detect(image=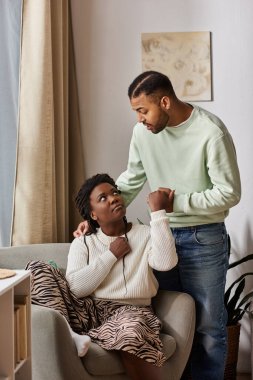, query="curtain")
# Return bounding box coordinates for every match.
[0,0,22,246]
[11,0,84,245]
